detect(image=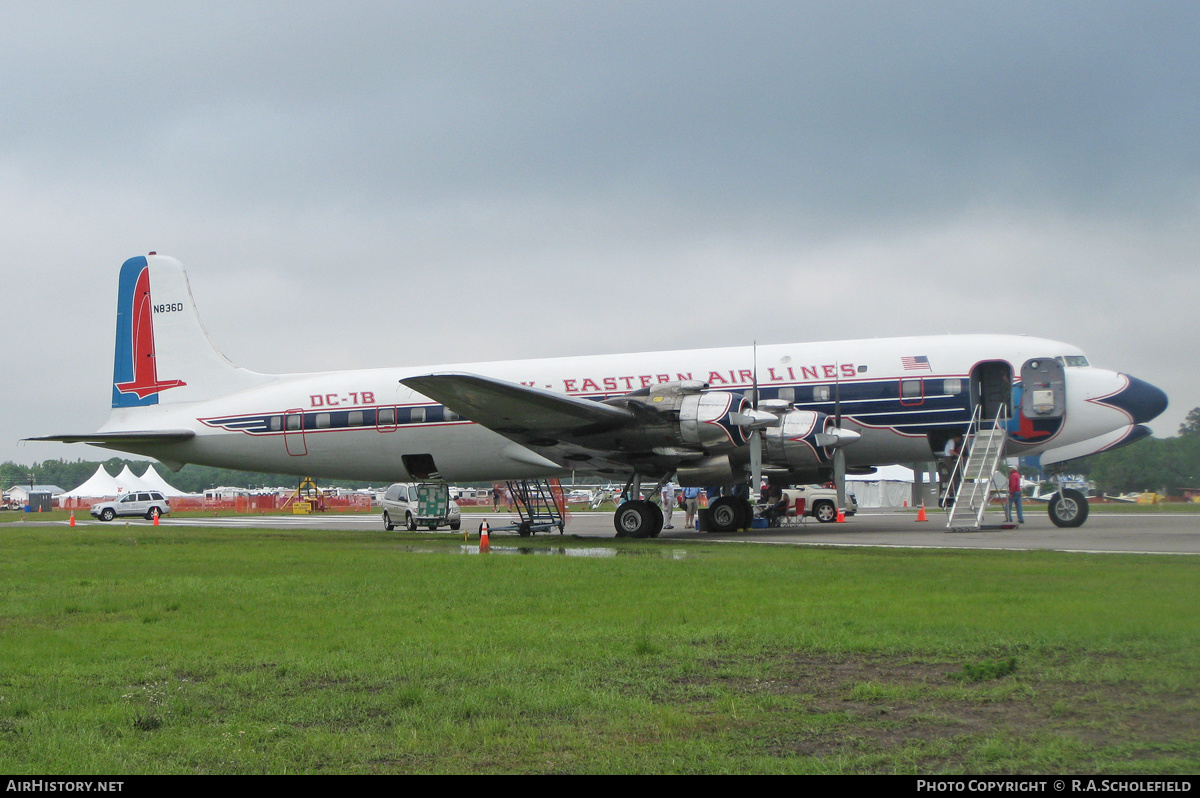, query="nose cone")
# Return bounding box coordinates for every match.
[1109,375,1169,424]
